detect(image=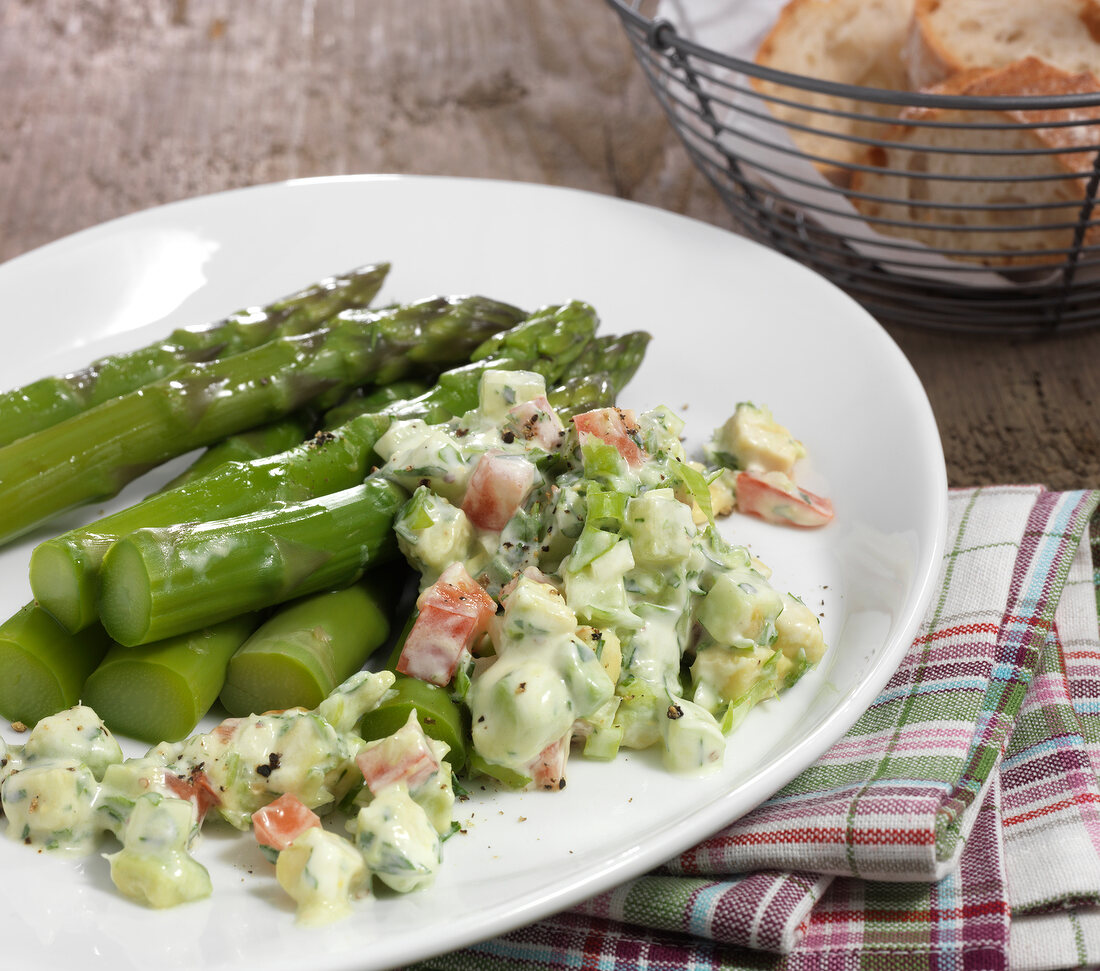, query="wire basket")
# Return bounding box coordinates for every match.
[607,0,1100,336]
